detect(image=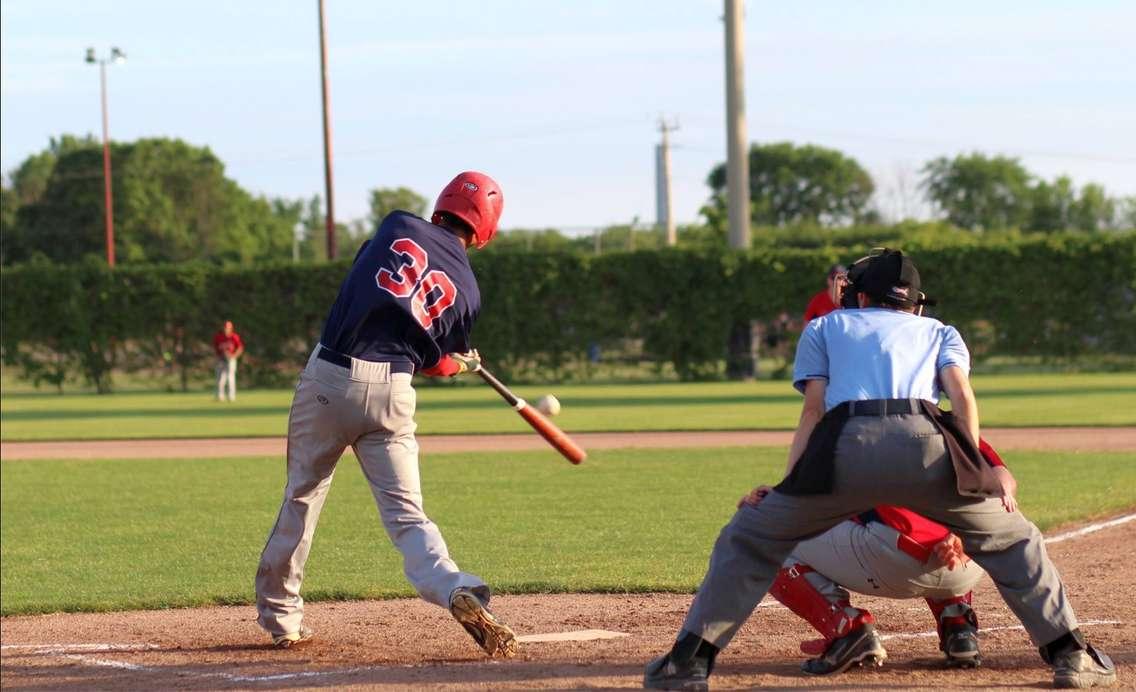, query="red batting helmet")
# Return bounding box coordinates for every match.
[431,171,504,249]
